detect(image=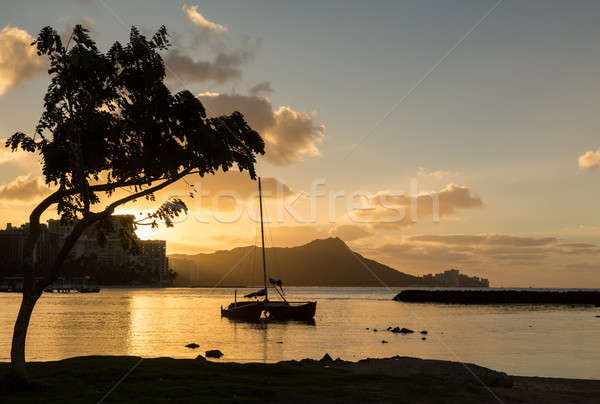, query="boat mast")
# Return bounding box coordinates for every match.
[258,177,268,300]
